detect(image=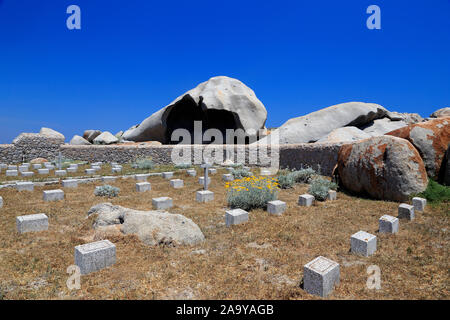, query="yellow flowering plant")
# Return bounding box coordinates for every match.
[226,175,279,211]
